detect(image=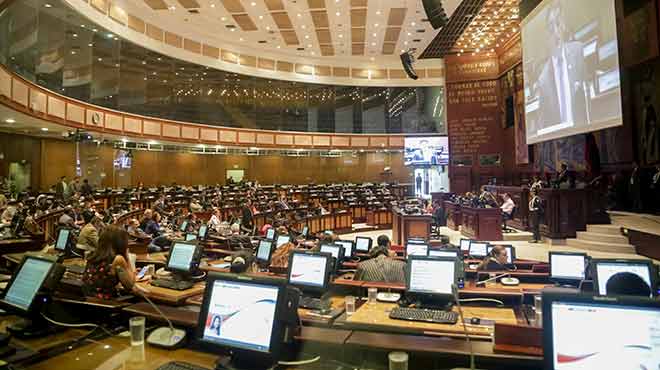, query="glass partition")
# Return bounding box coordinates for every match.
[0,0,445,134]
